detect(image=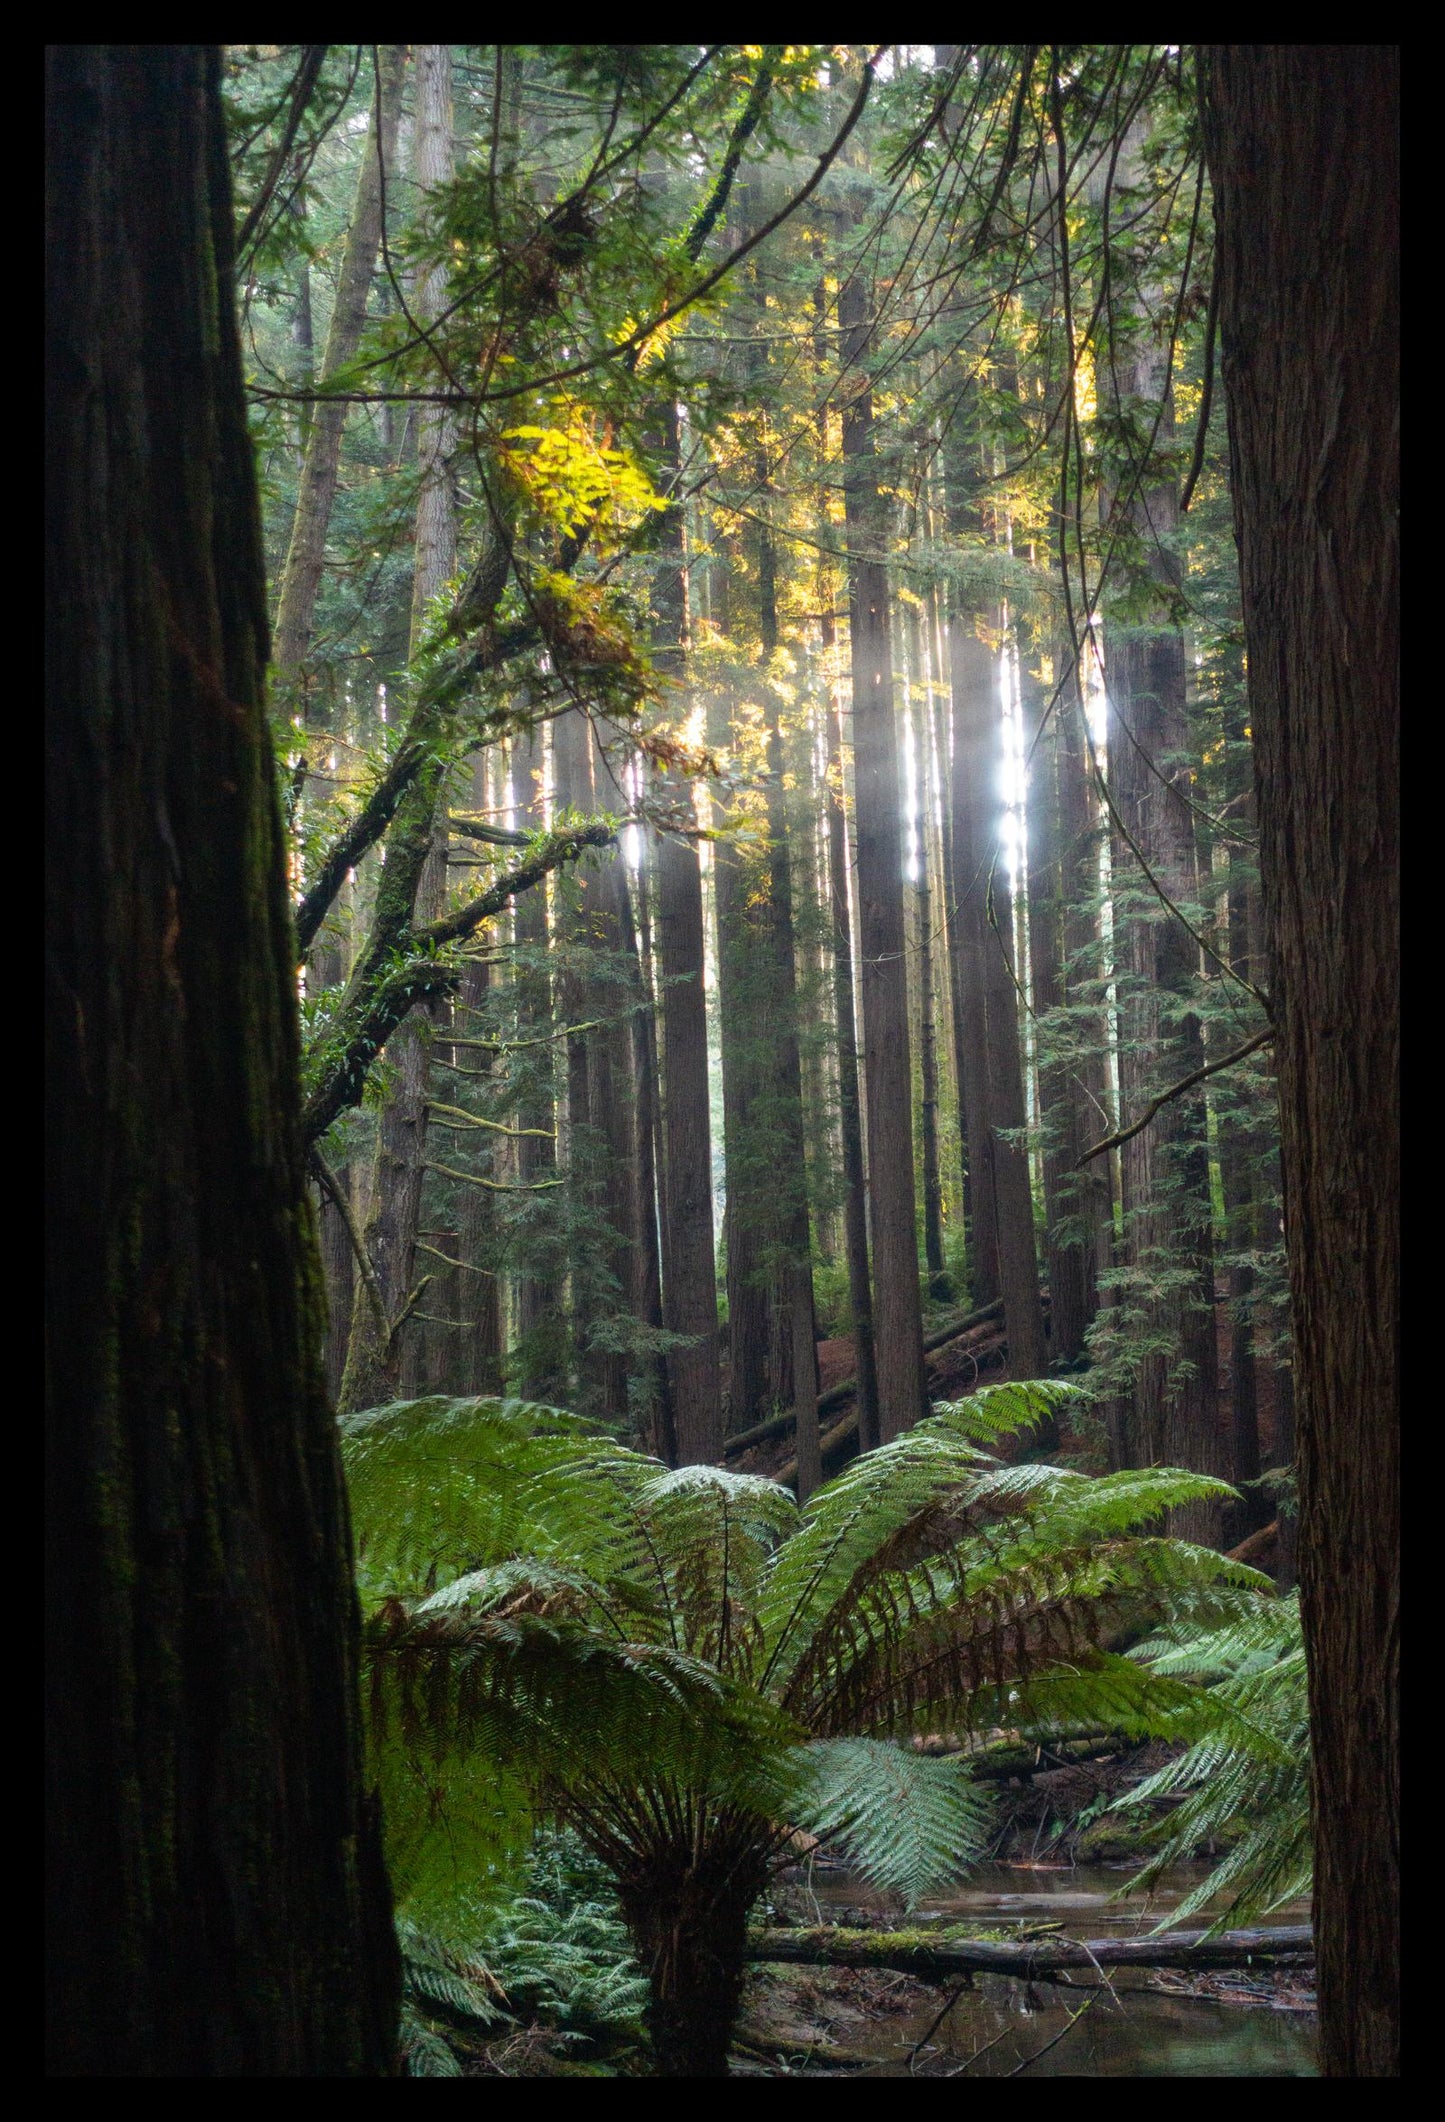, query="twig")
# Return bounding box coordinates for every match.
[1004,1994,1095,2074]
[907,1984,968,2073]
[944,2021,1015,2075]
